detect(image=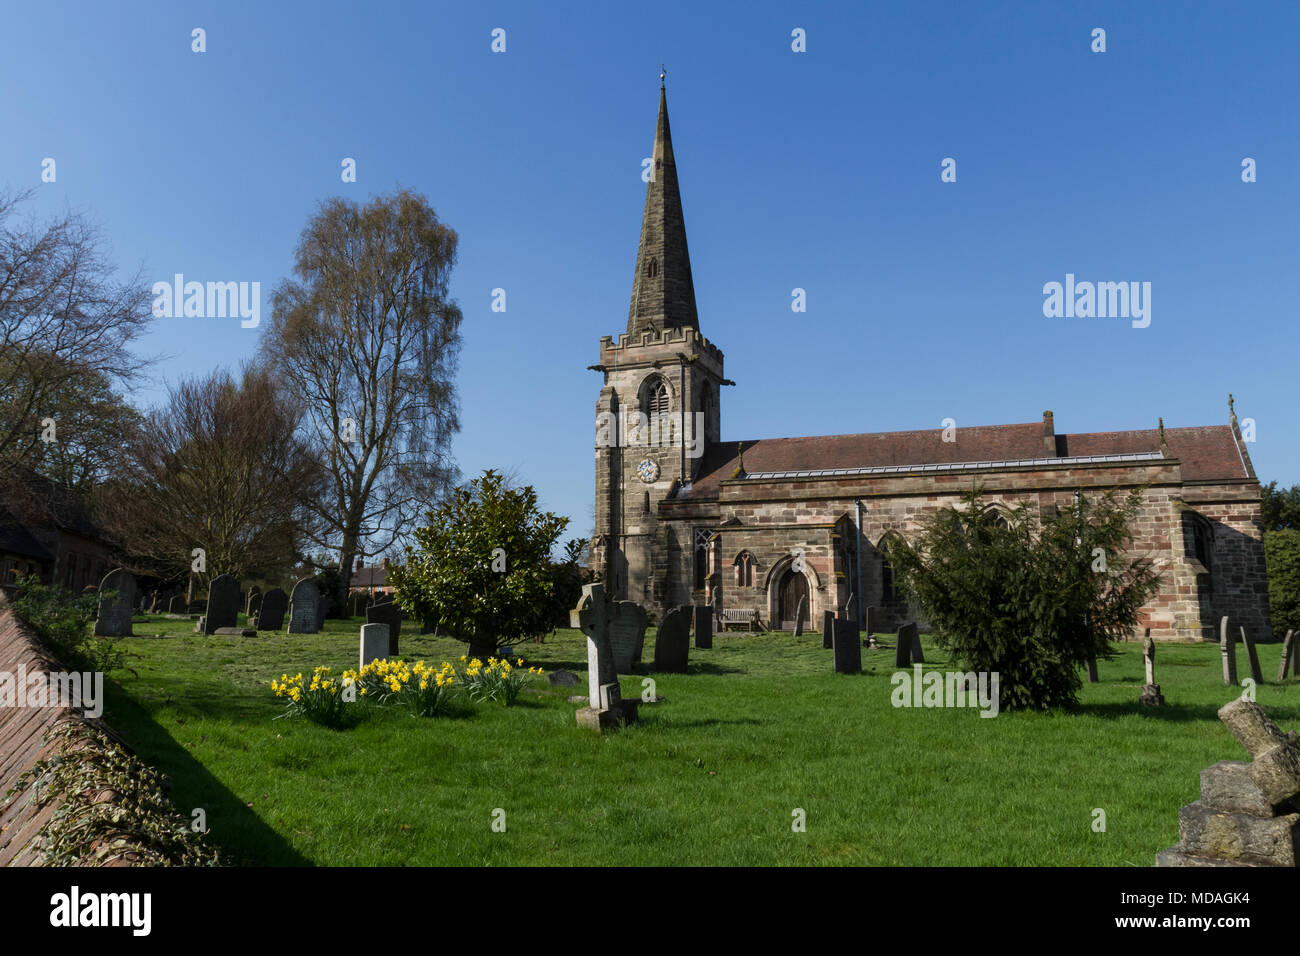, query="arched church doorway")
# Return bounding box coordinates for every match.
[777,567,809,630]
